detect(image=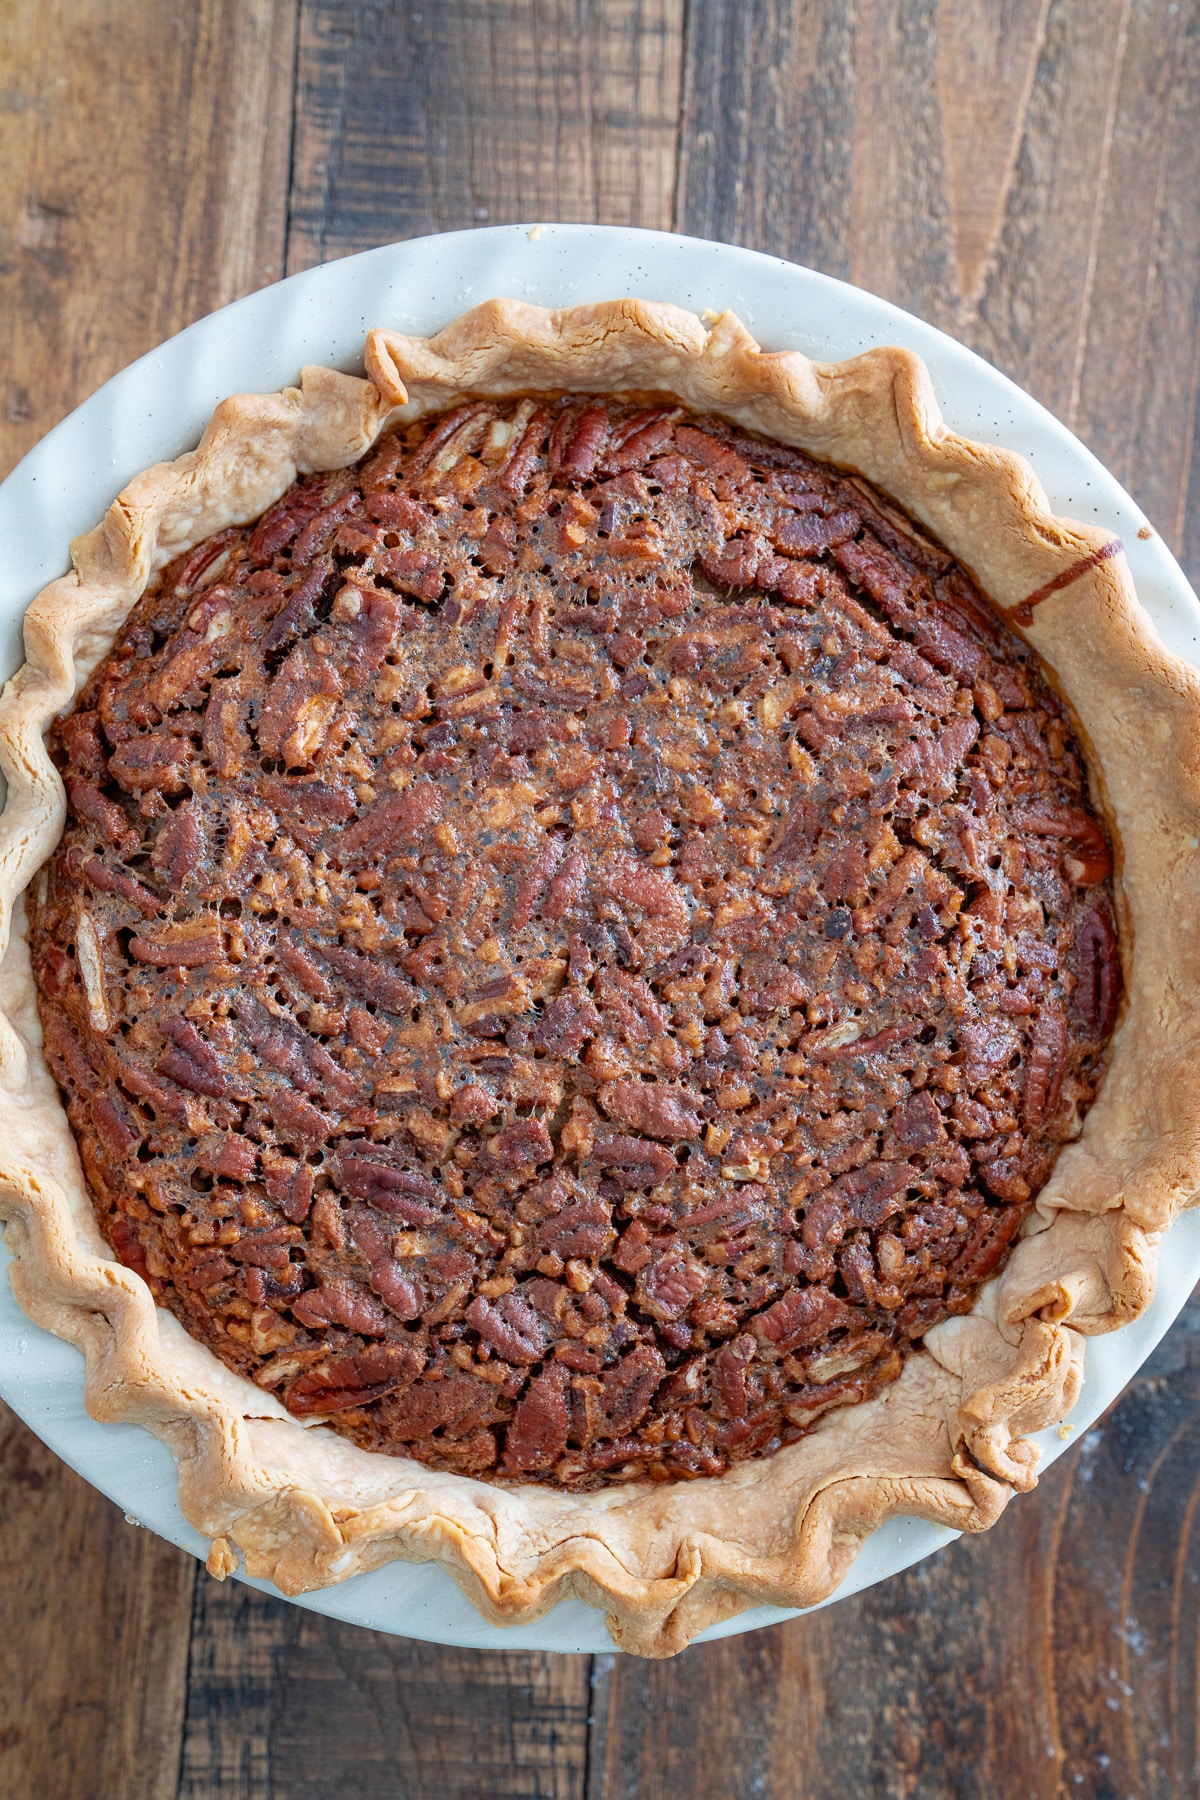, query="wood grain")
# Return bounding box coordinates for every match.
[178,1575,590,1800]
[0,0,297,482]
[1068,0,1200,559]
[0,1401,195,1800]
[0,5,298,1795]
[287,0,685,273]
[677,0,1200,587]
[936,0,1051,308]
